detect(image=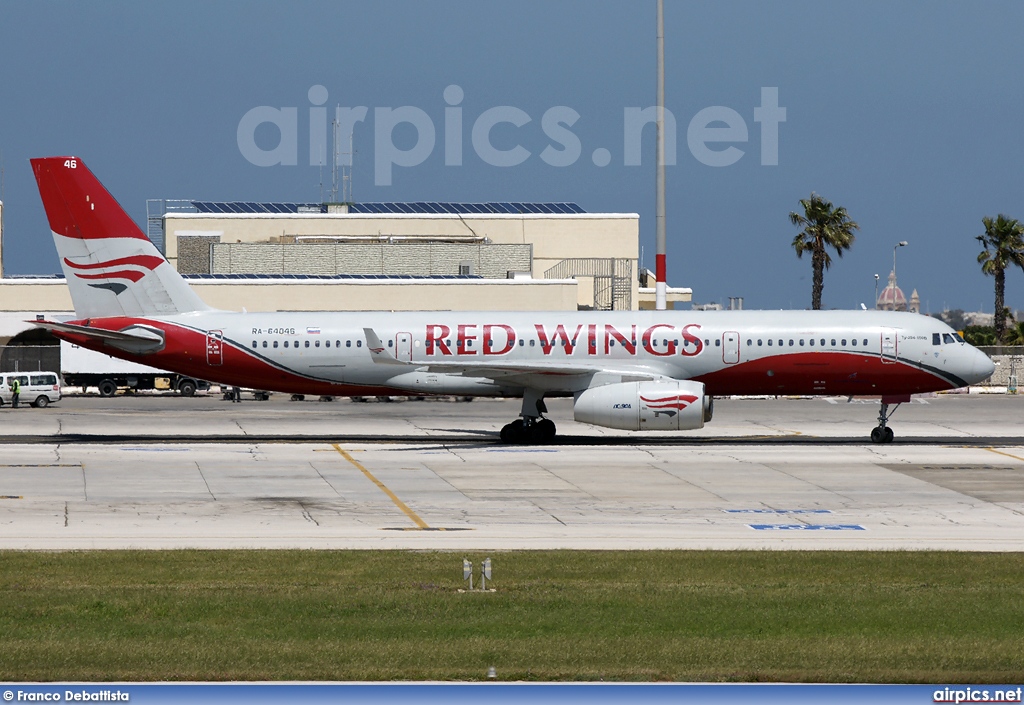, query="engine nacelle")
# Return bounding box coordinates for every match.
[573,380,709,431]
